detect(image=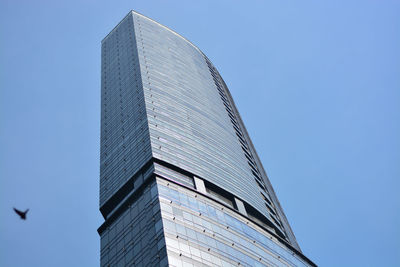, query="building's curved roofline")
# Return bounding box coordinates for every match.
[102,10,204,55]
